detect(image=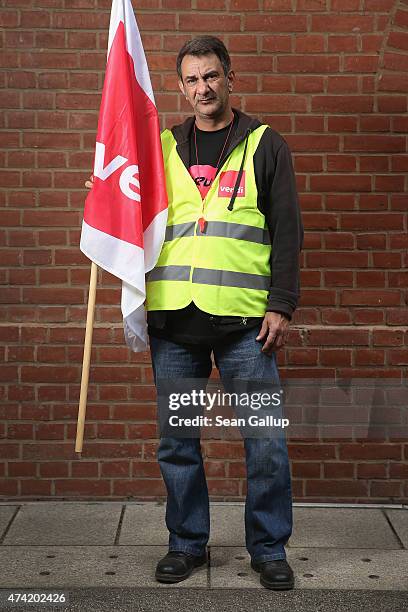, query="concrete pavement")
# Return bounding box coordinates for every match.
[0,502,406,610]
